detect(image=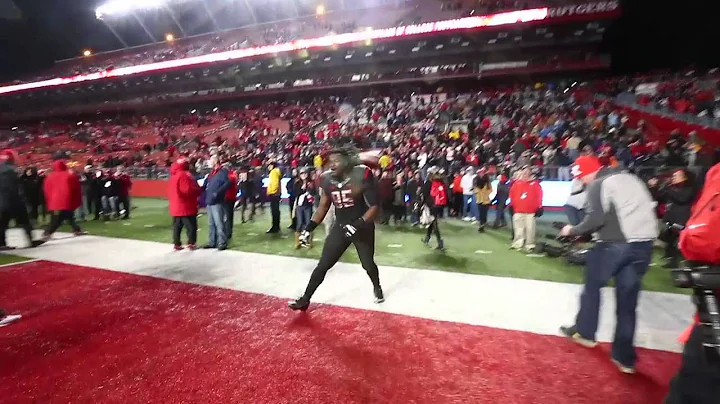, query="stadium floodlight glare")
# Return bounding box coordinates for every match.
[0,8,550,96]
[315,4,325,16]
[166,33,175,41]
[96,0,167,19]
[83,50,92,57]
